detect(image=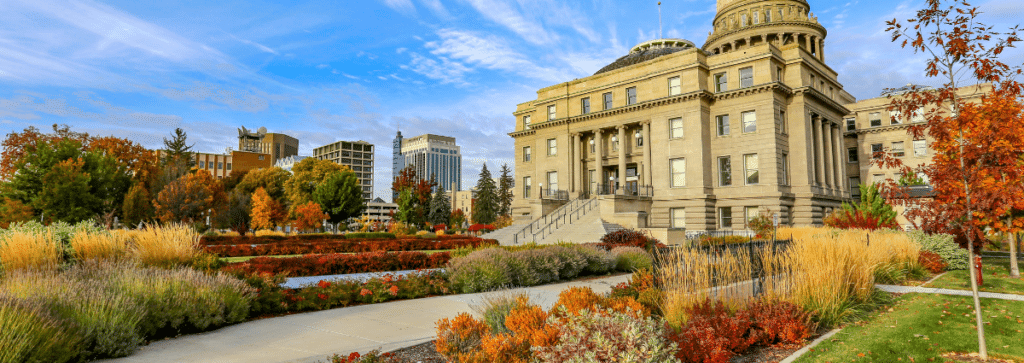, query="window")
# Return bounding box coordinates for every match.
[716,115,730,136]
[913,139,927,157]
[547,171,558,191]
[849,177,861,199]
[744,154,759,185]
[753,11,760,24]
[873,174,886,184]
[611,135,619,151]
[777,66,783,82]
[226,163,232,170]
[603,92,613,110]
[547,105,556,121]
[911,109,925,123]
[780,153,789,185]
[870,143,883,158]
[890,110,903,125]
[635,129,643,147]
[745,207,759,228]
[847,147,858,163]
[765,8,772,22]
[670,158,686,188]
[777,110,787,133]
[810,74,816,88]
[845,117,856,131]
[719,207,733,228]
[869,112,881,127]
[892,141,905,157]
[590,137,596,153]
[668,77,681,96]
[670,117,684,139]
[581,98,591,114]
[547,139,557,156]
[626,87,637,105]
[741,14,748,26]
[523,115,532,129]
[199,161,205,168]
[523,177,532,198]
[670,208,686,229]
[523,146,531,162]
[741,111,757,133]
[218,162,223,169]
[589,170,596,192]
[739,67,753,88]
[714,73,728,92]
[718,156,732,186]
[258,155,265,160]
